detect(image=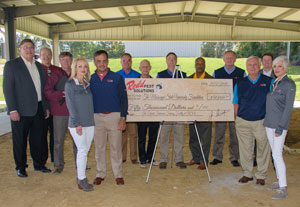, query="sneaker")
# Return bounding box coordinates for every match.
[175,162,187,169]
[272,187,288,200]
[268,182,280,190]
[146,160,159,166]
[152,160,159,166]
[140,163,147,168]
[78,178,94,192]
